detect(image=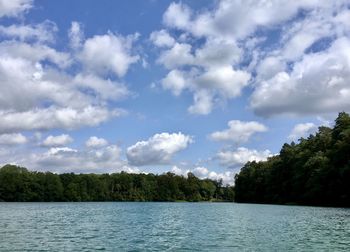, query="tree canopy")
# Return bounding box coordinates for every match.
[0,165,234,202]
[234,112,350,207]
